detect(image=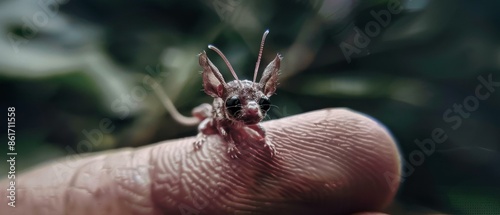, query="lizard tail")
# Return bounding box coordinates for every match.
[148,76,200,126]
